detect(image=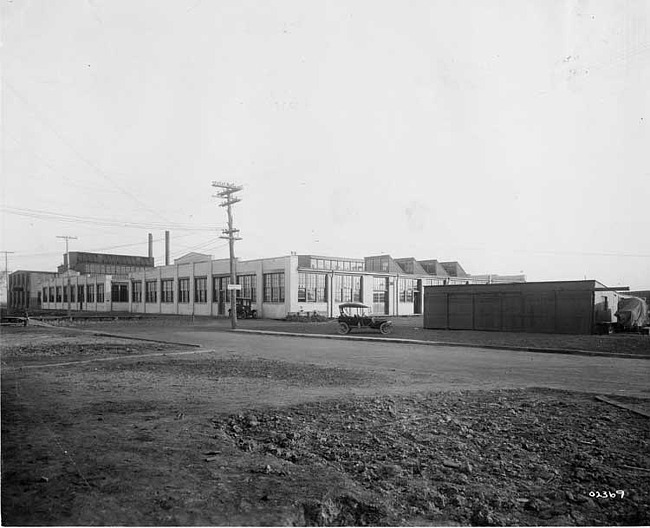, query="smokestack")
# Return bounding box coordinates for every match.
[165,230,170,266]
[148,233,153,259]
